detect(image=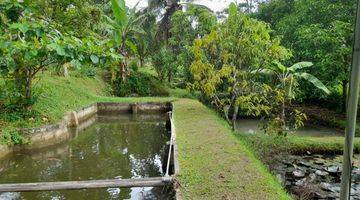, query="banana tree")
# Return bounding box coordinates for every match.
[266,61,330,98]
[261,61,330,132]
[106,0,145,81]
